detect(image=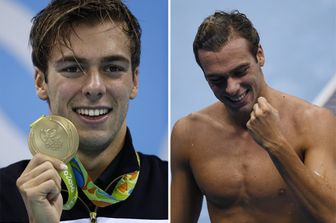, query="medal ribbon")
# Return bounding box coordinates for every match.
[61,152,140,210]
[59,163,78,210]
